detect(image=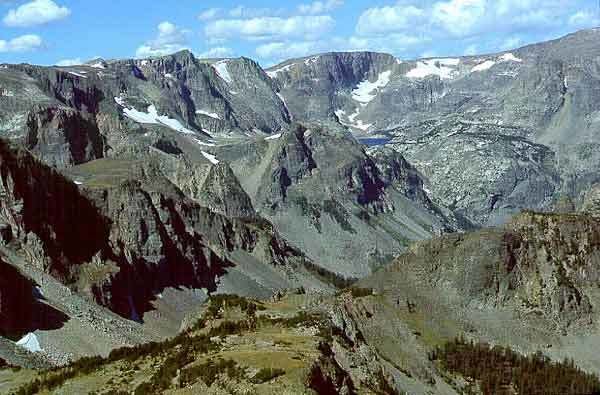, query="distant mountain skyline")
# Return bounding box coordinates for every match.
[0,0,598,67]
